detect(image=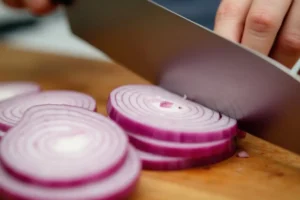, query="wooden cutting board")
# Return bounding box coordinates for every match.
[0,44,300,200]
